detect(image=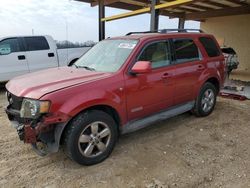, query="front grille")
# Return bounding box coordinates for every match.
[6,92,23,111]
